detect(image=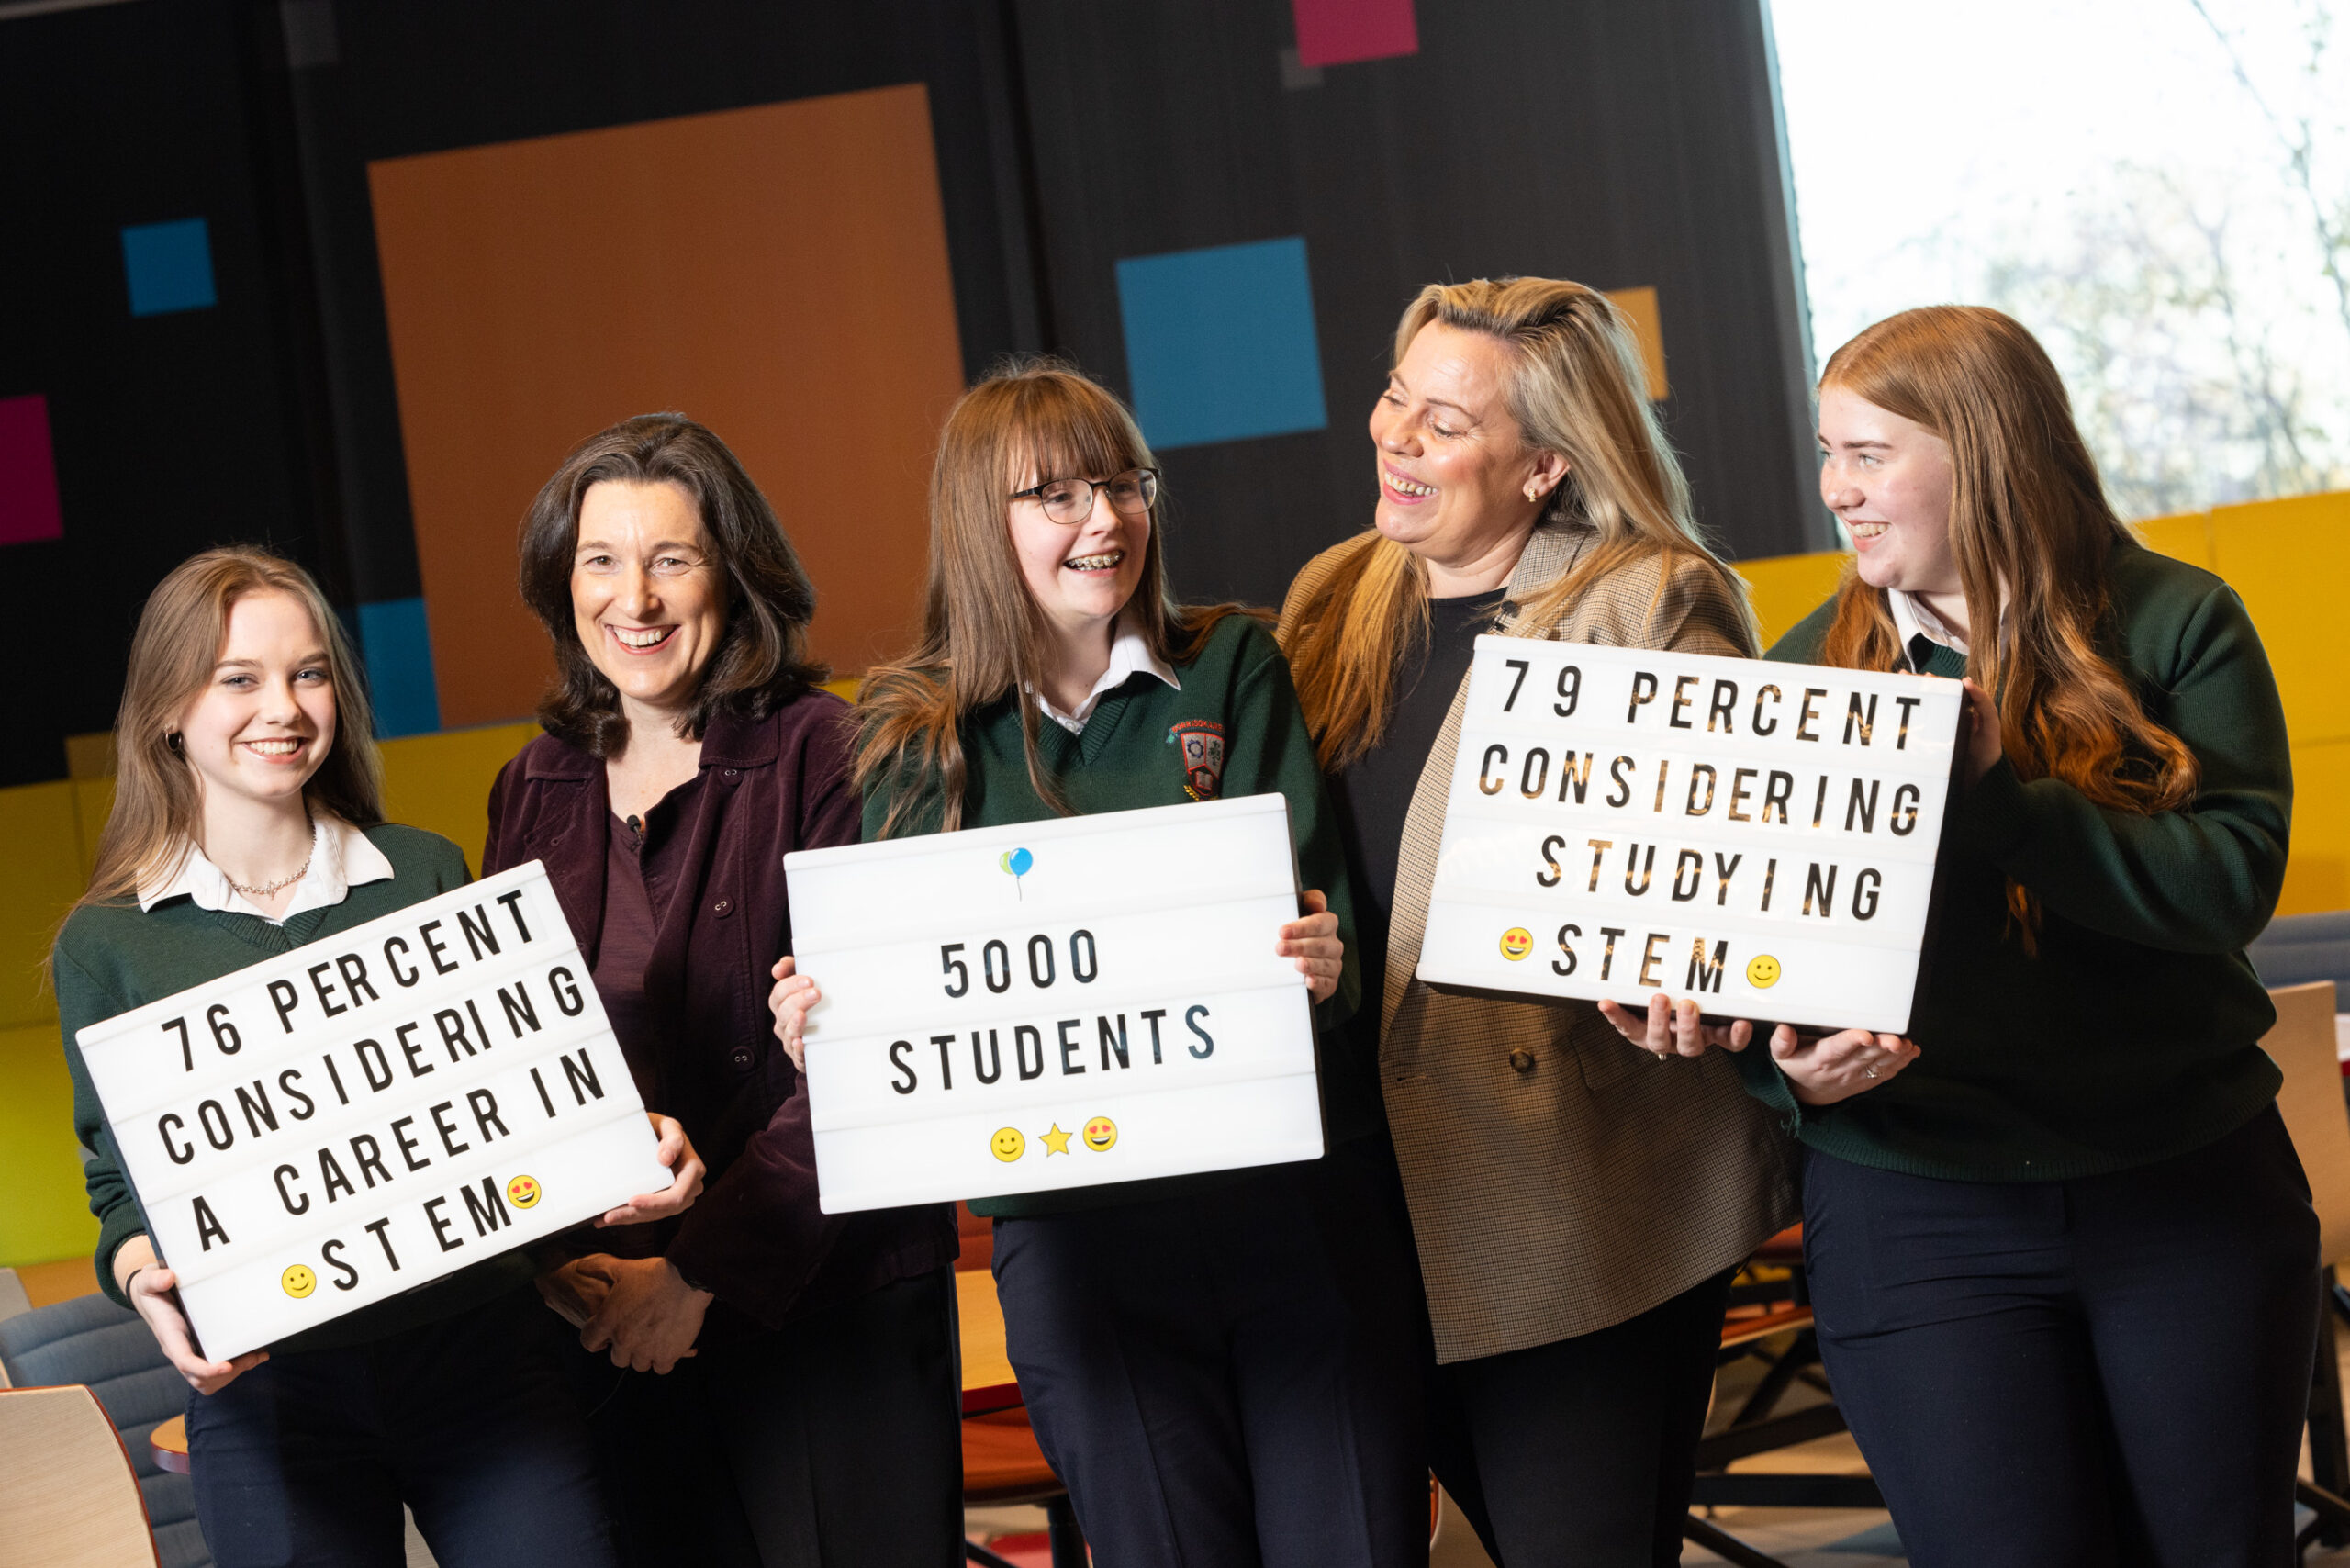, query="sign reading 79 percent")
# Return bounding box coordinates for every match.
[783,794,1326,1212]
[74,861,670,1361]
[1416,637,1964,1035]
